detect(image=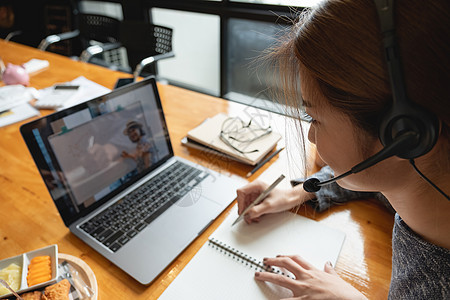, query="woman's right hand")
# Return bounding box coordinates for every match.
[236,180,315,224]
